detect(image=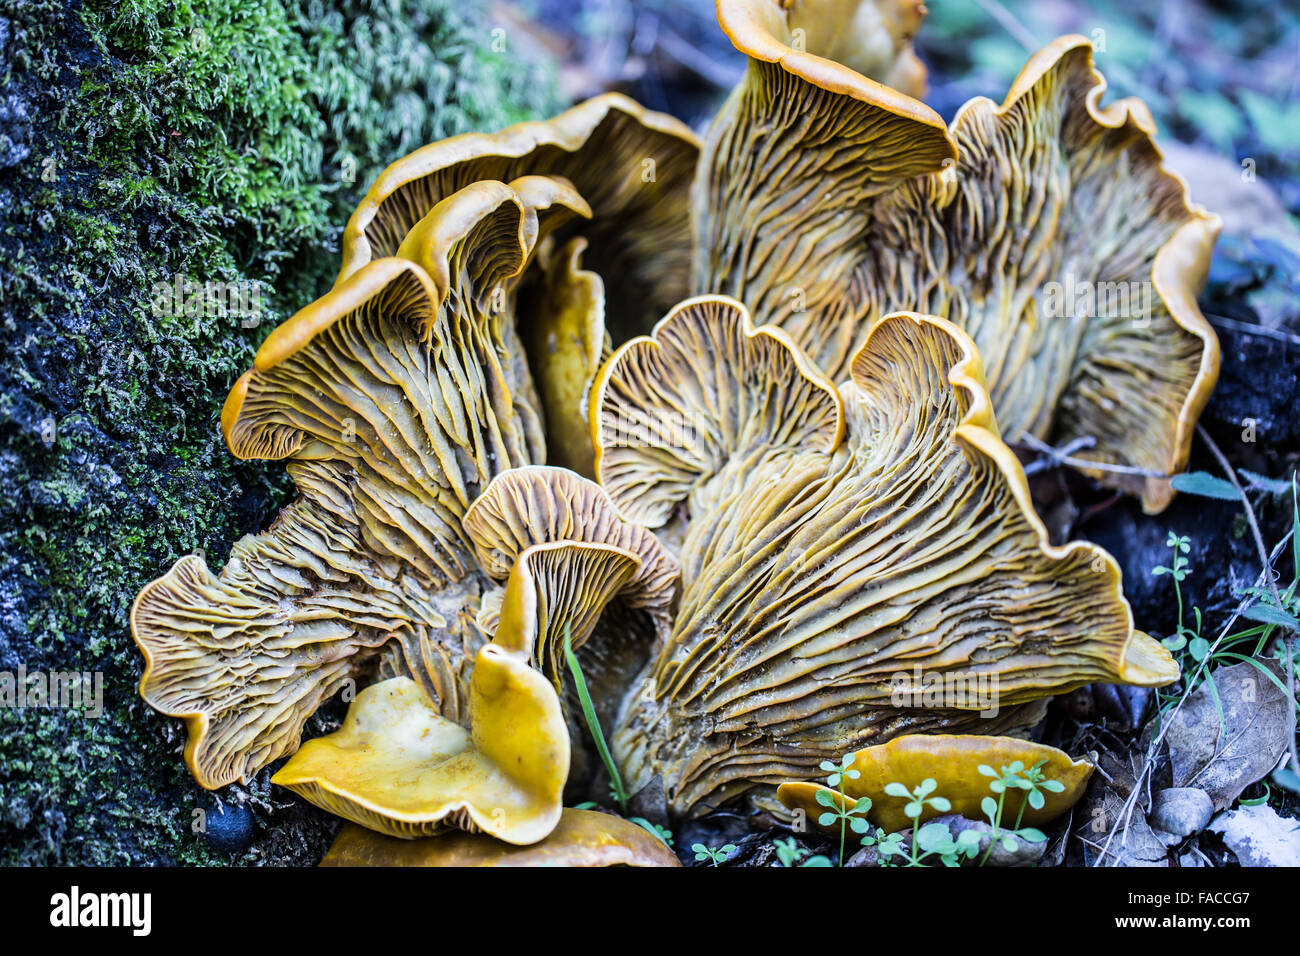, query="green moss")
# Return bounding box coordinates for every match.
[0,0,561,864]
